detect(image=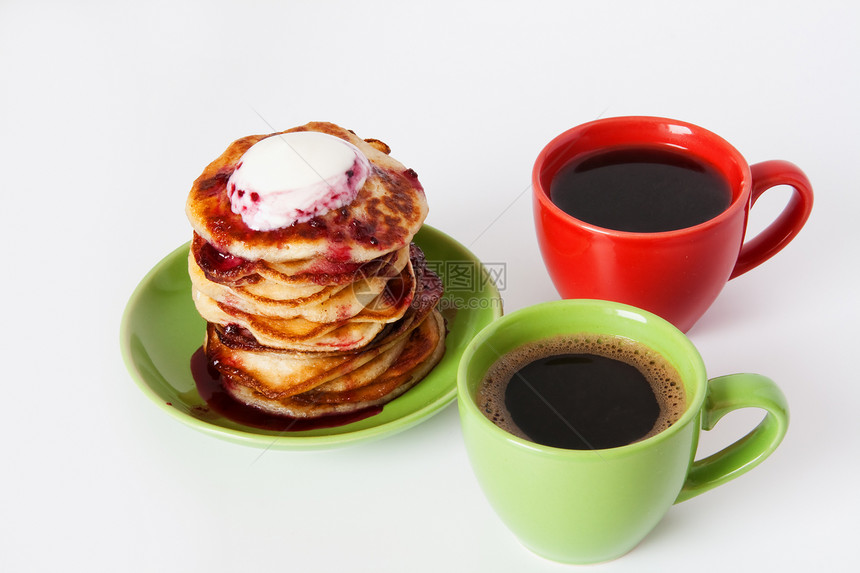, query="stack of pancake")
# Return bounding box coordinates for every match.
[185,122,445,418]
